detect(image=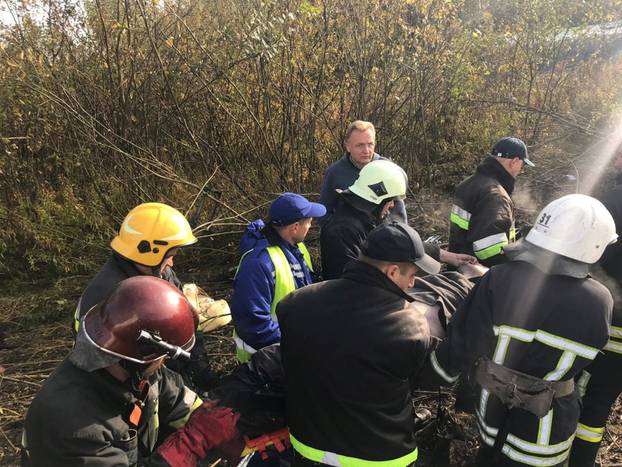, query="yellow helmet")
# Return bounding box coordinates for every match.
[110,203,198,267]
